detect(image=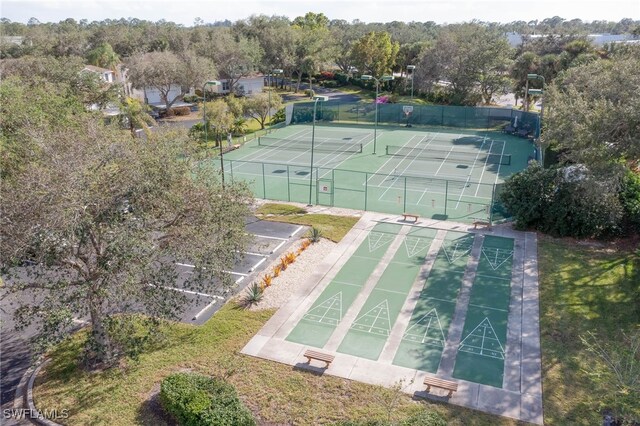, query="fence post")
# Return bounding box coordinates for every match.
[403,177,407,213]
[261,163,267,198]
[489,183,496,225]
[444,180,449,216]
[331,168,335,206]
[287,164,291,201]
[364,172,368,211]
